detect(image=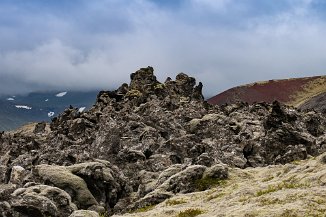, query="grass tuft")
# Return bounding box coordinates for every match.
[165,199,187,206]
[132,204,156,213]
[256,180,310,197]
[99,212,109,217]
[256,185,278,197]
[262,176,274,182]
[207,192,225,201]
[177,208,204,217]
[194,177,227,191]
